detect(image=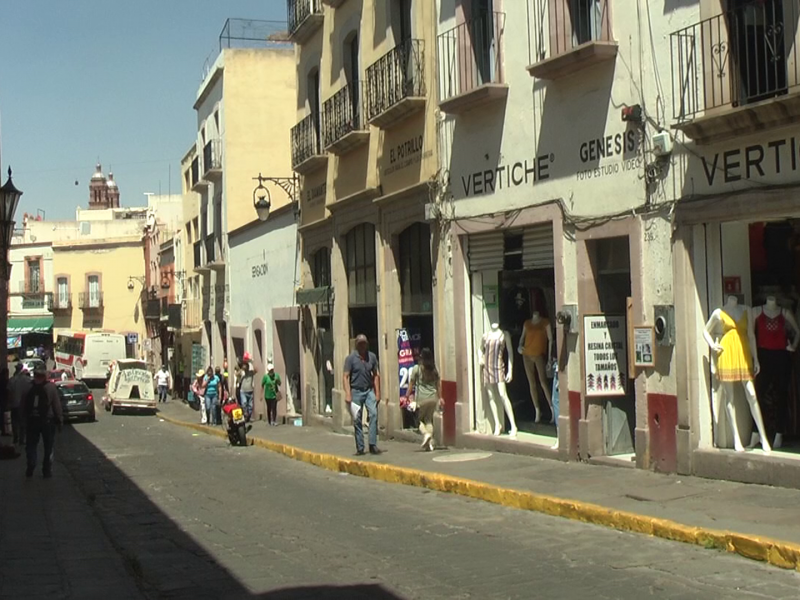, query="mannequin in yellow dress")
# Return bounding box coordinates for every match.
[703,295,771,454]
